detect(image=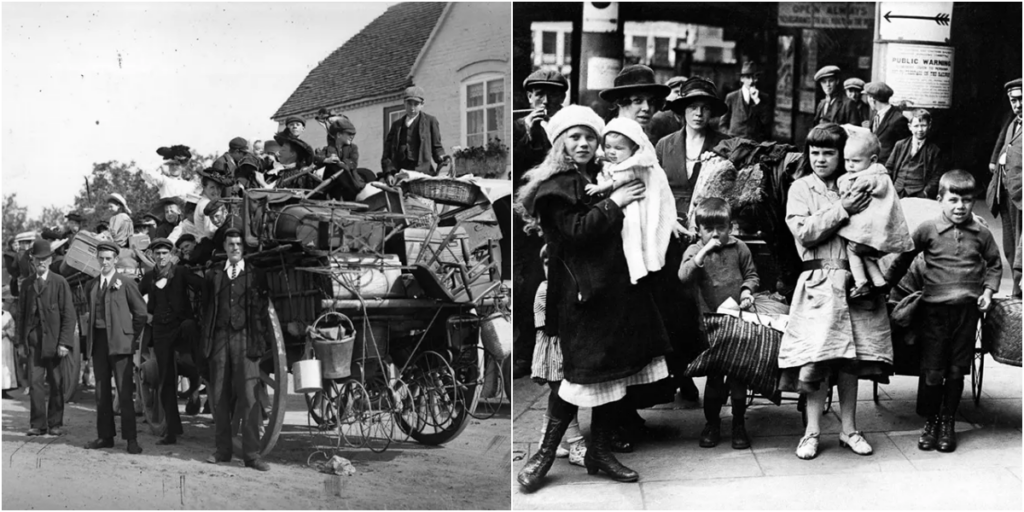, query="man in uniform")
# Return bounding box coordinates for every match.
[139,238,204,445]
[83,241,148,454]
[381,86,450,183]
[18,239,76,436]
[202,228,272,471]
[865,81,910,163]
[812,65,864,128]
[988,78,1023,297]
[722,62,771,141]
